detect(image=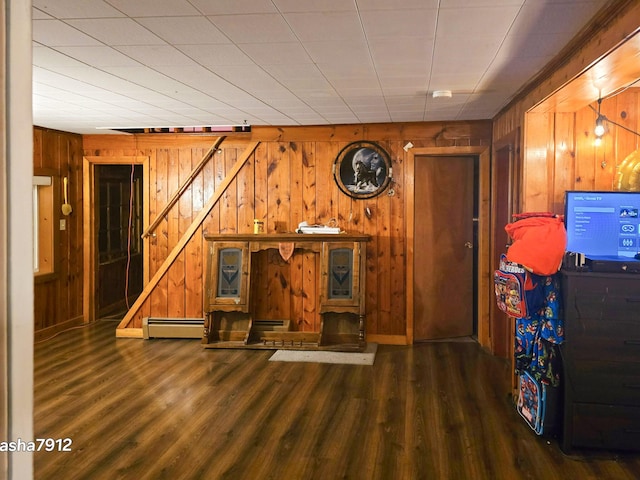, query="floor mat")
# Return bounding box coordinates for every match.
[269,343,377,365]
